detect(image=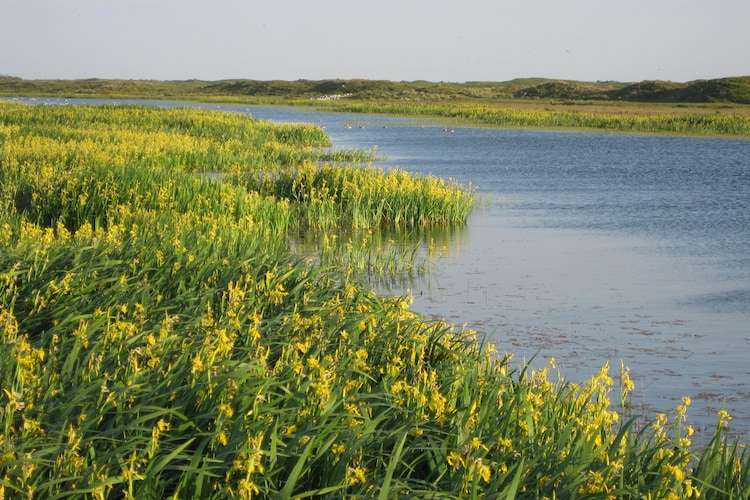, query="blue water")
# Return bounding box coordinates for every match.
[6,97,750,438]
